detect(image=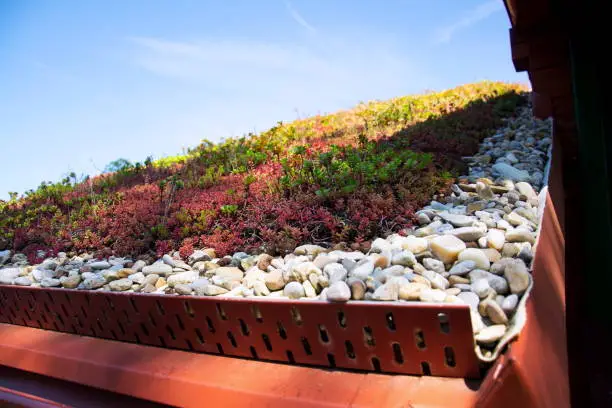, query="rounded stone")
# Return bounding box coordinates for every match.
[504,259,530,294]
[167,271,199,287]
[445,288,461,296]
[201,284,229,296]
[448,260,476,276]
[324,263,348,284]
[391,250,416,267]
[429,235,467,264]
[399,282,429,300]
[484,300,508,324]
[142,264,173,276]
[284,281,305,299]
[422,258,445,274]
[256,254,274,271]
[402,236,429,253]
[458,248,490,270]
[472,278,491,298]
[264,269,285,291]
[475,325,507,344]
[486,229,506,250]
[108,278,133,291]
[128,272,146,284]
[14,276,33,286]
[348,279,366,300]
[446,227,485,241]
[41,278,61,288]
[326,281,351,302]
[418,288,447,302]
[214,267,245,280]
[502,294,519,314]
[481,248,502,263]
[253,280,271,296]
[302,280,317,298]
[422,270,449,290]
[505,229,536,244]
[457,291,480,310]
[174,283,193,295]
[350,259,375,280]
[515,182,537,200]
